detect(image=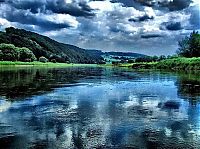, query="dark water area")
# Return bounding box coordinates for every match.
[0,66,200,149]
